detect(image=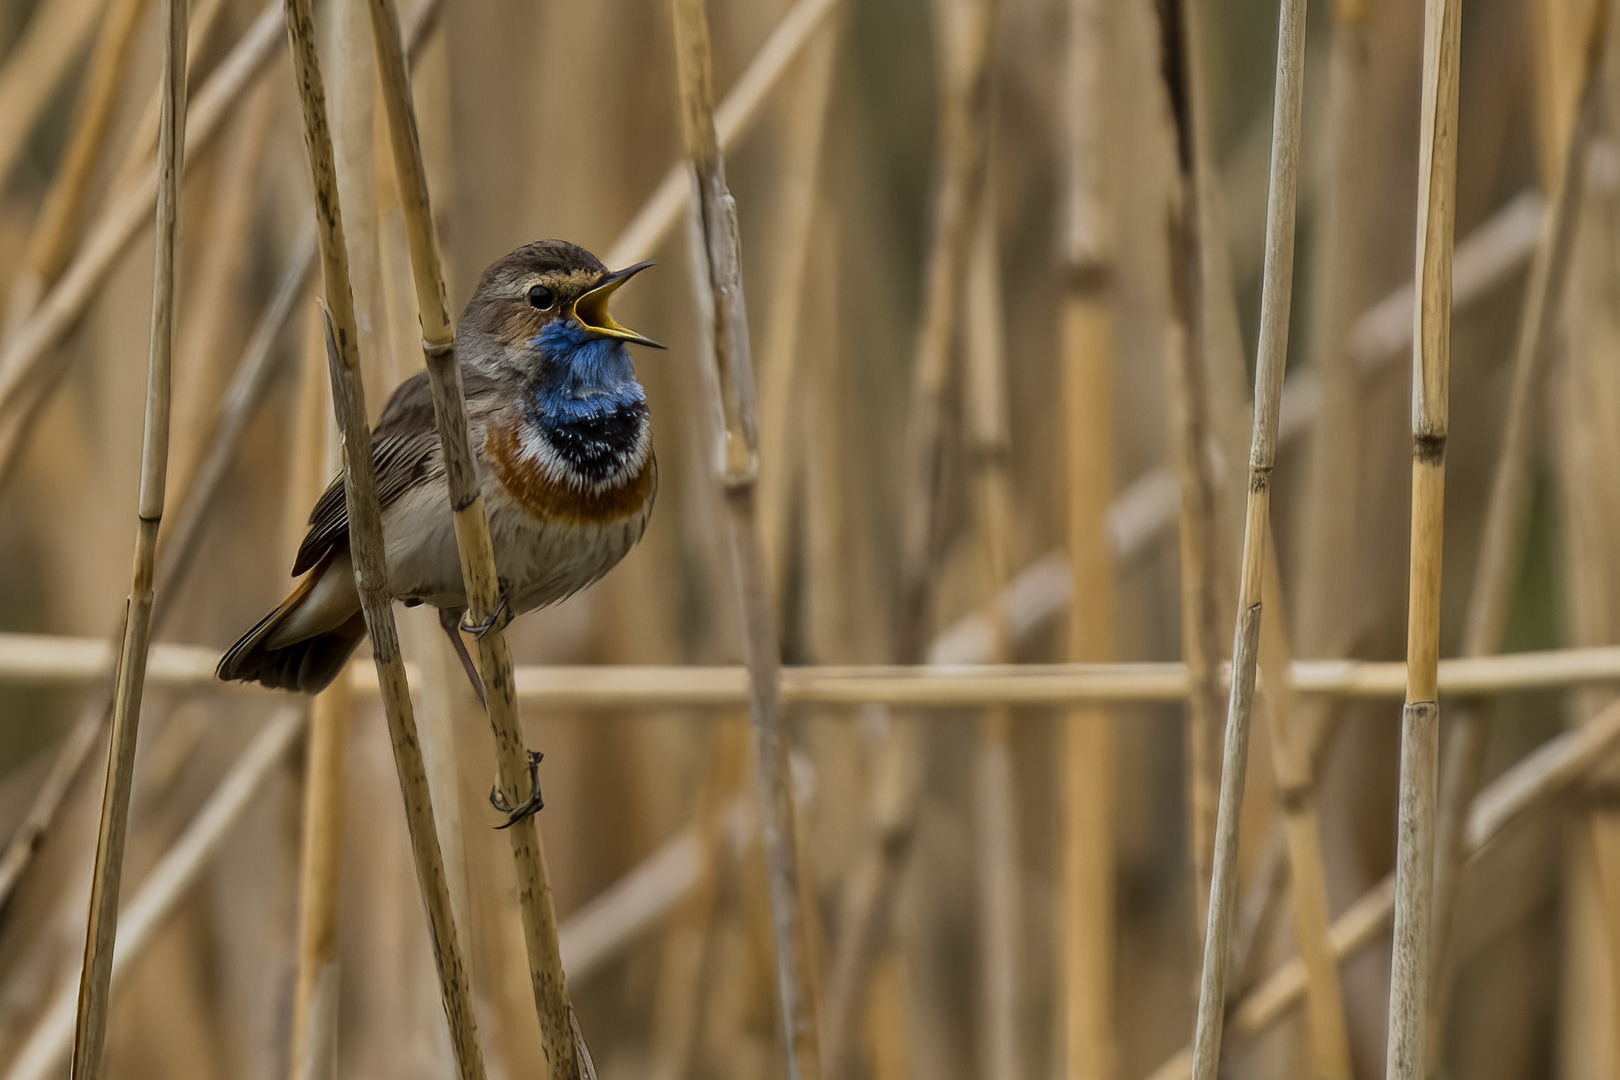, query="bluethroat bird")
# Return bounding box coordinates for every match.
[218,240,662,699]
